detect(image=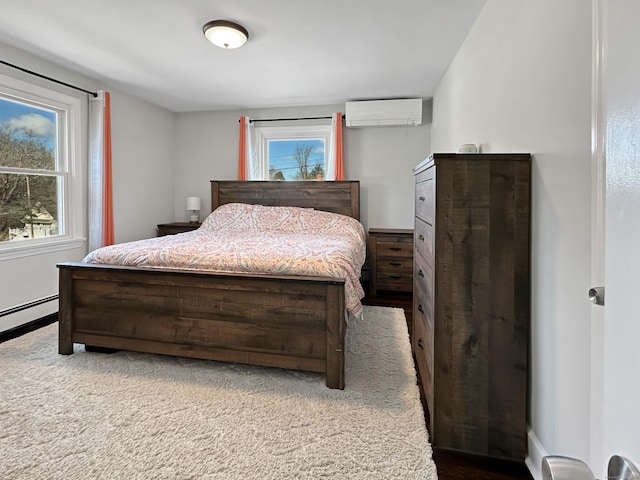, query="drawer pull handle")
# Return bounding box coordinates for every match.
[417,338,425,350]
[389,262,402,266]
[390,247,401,251]
[390,275,402,280]
[418,269,424,278]
[418,234,425,241]
[419,196,425,201]
[418,304,424,314]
